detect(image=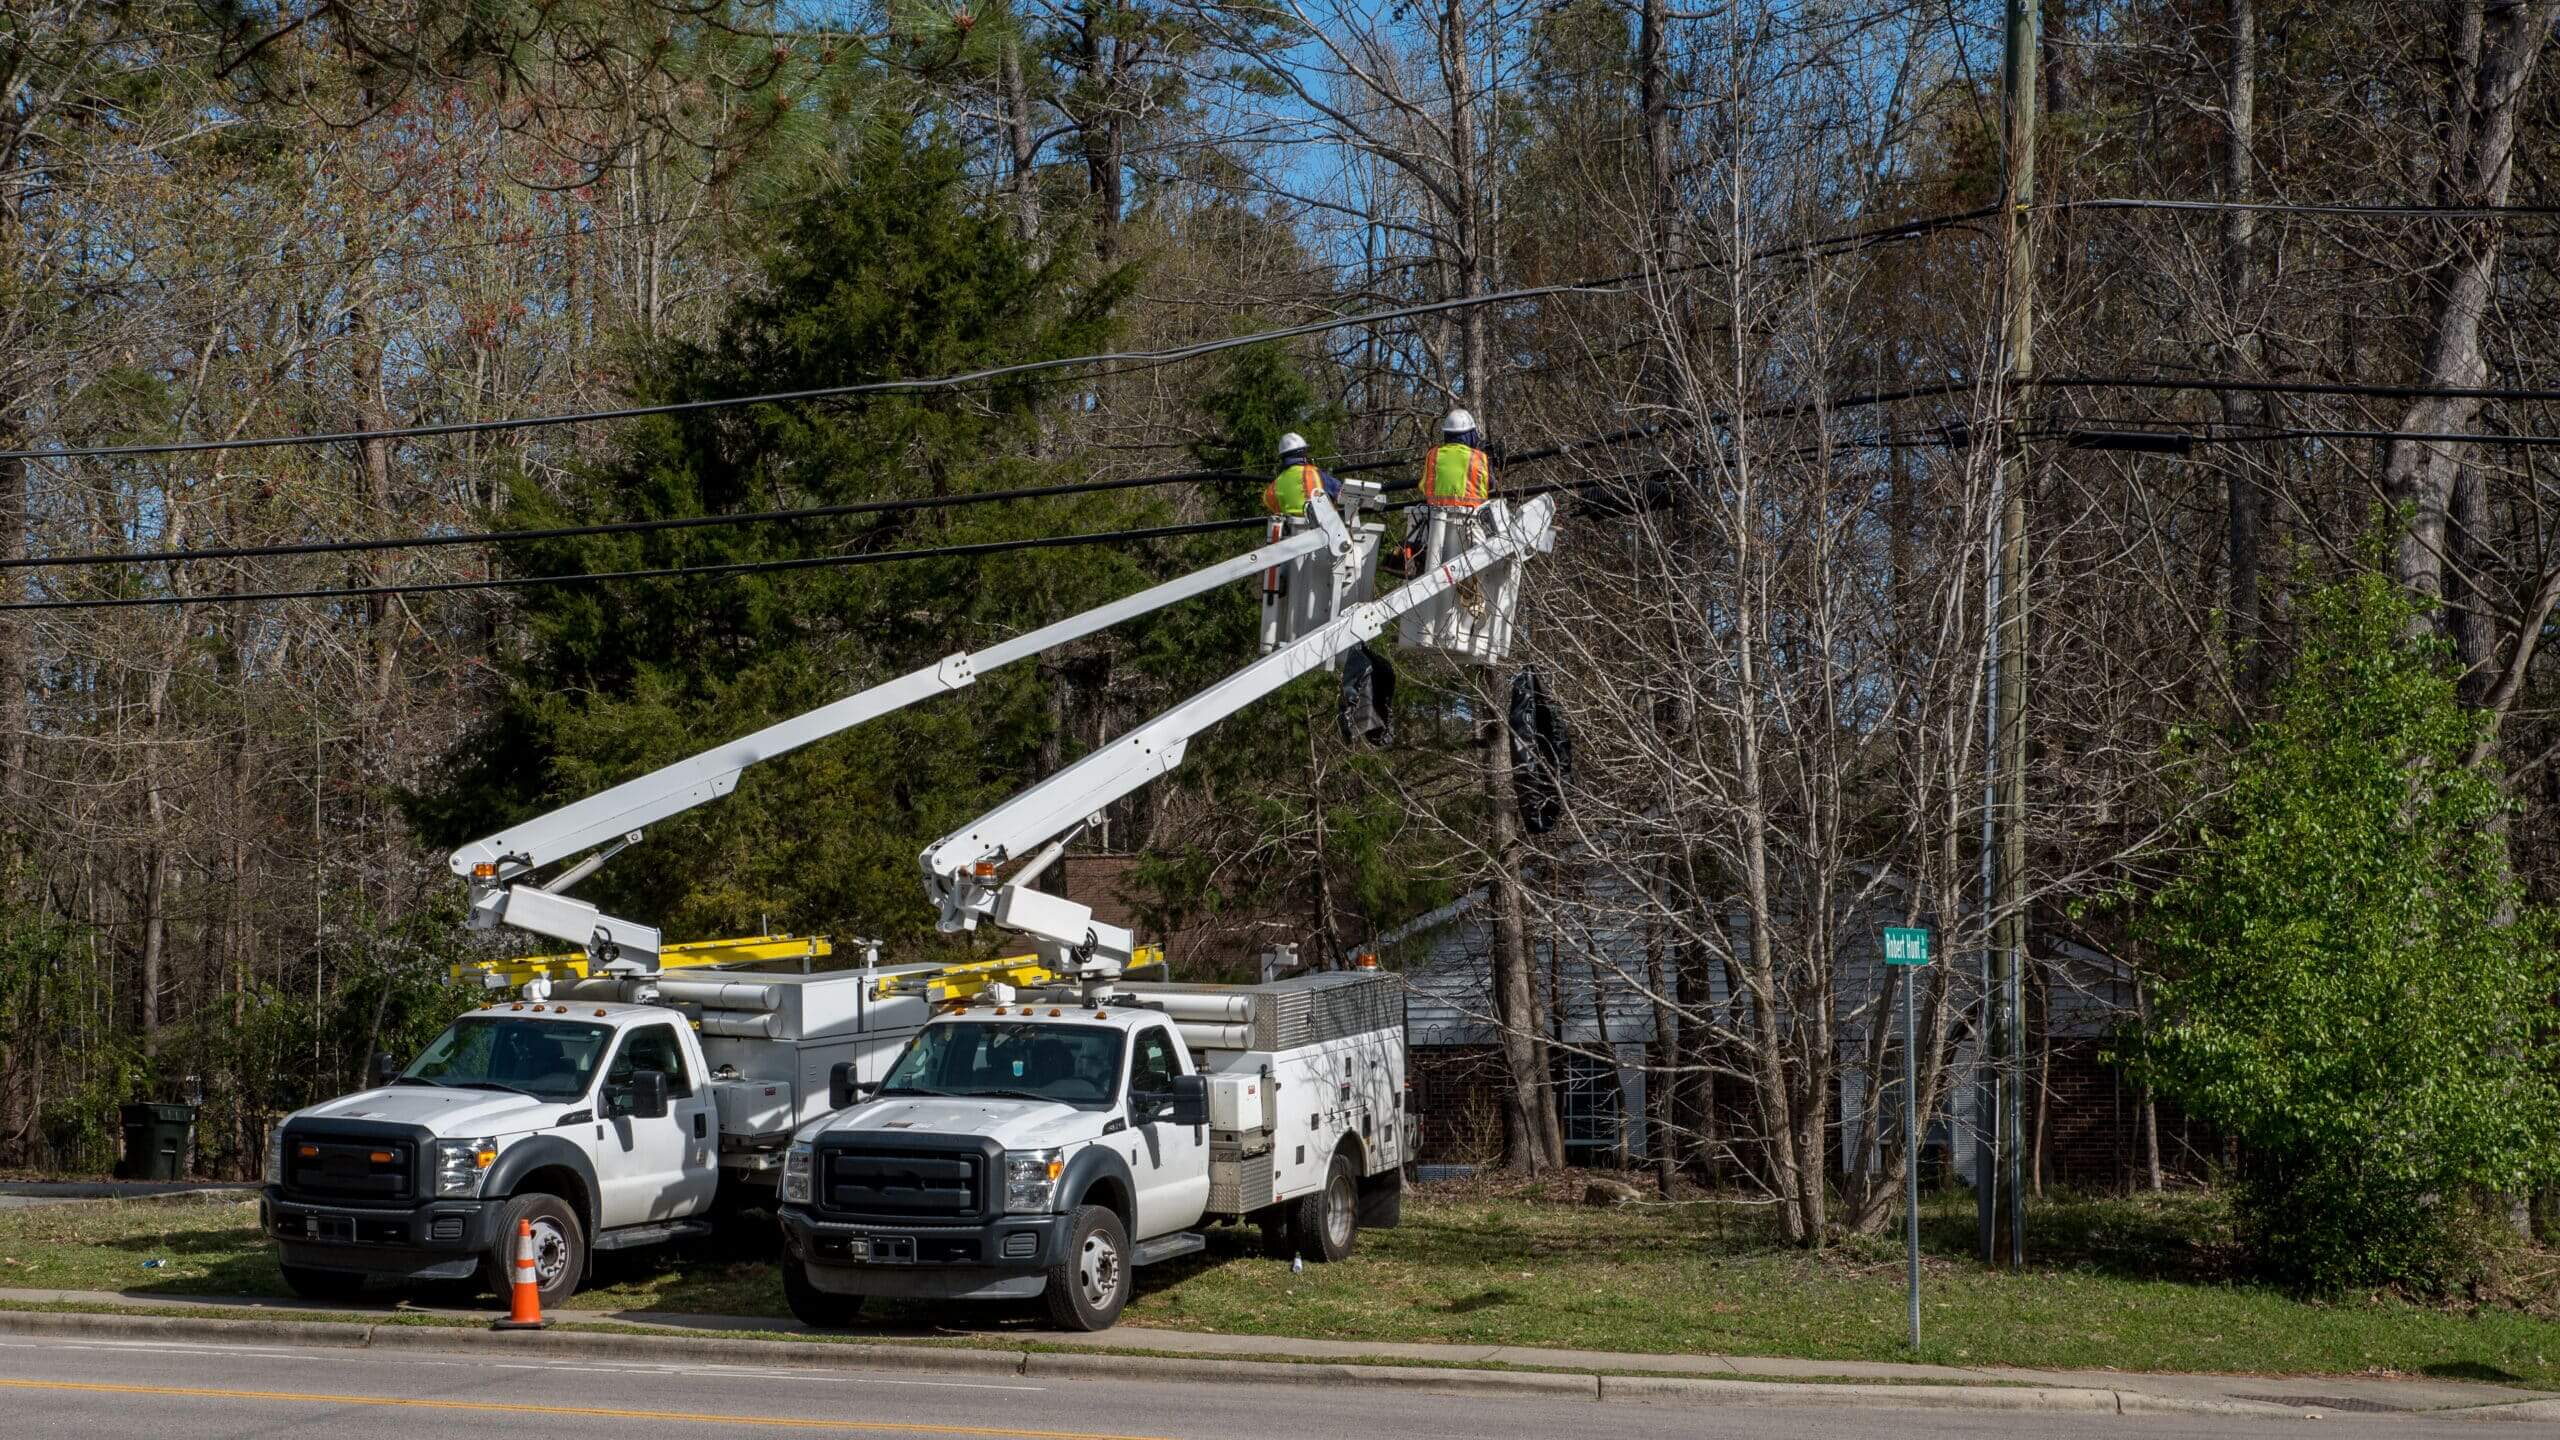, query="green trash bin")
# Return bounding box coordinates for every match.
[118,1102,196,1181]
